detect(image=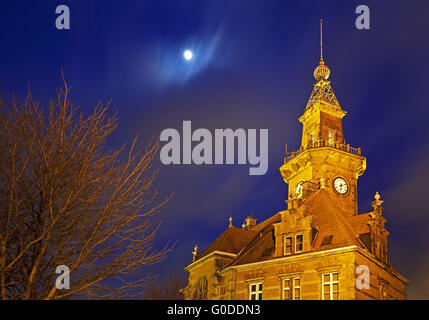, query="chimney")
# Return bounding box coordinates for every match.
[245,216,258,230]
